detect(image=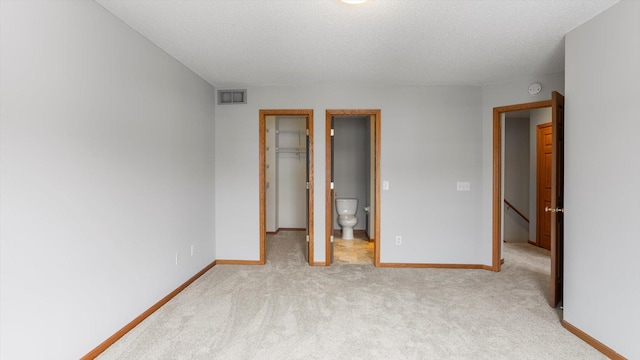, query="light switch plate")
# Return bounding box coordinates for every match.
[383,181,389,190]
